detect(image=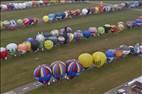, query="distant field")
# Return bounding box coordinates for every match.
[1,2,142,94]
